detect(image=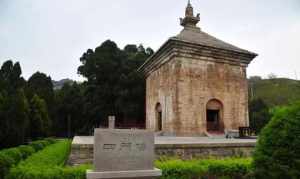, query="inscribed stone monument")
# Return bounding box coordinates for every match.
[86,129,161,179]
